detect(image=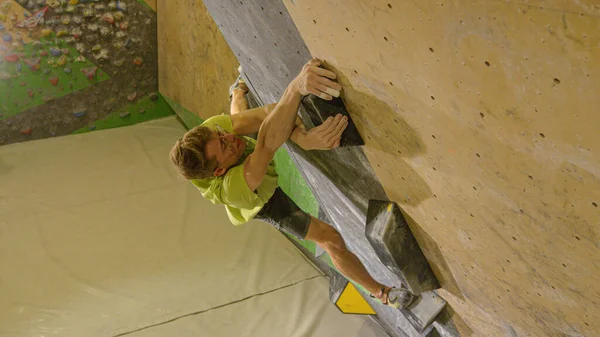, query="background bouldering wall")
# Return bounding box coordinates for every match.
[0,0,170,145]
[282,1,600,336]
